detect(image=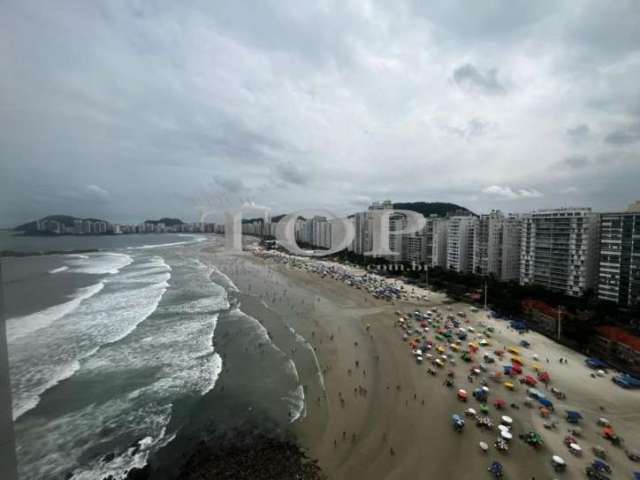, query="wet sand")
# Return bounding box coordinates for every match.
[210,249,640,480]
